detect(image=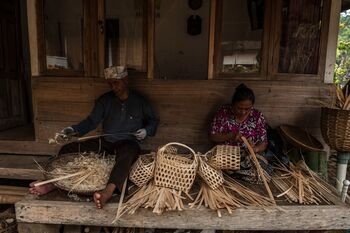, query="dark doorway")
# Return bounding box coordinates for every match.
[0,0,34,140]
